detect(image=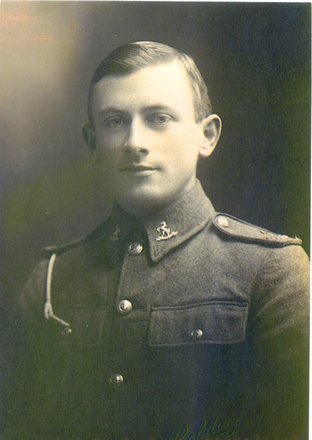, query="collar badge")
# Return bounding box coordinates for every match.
[156,221,178,241]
